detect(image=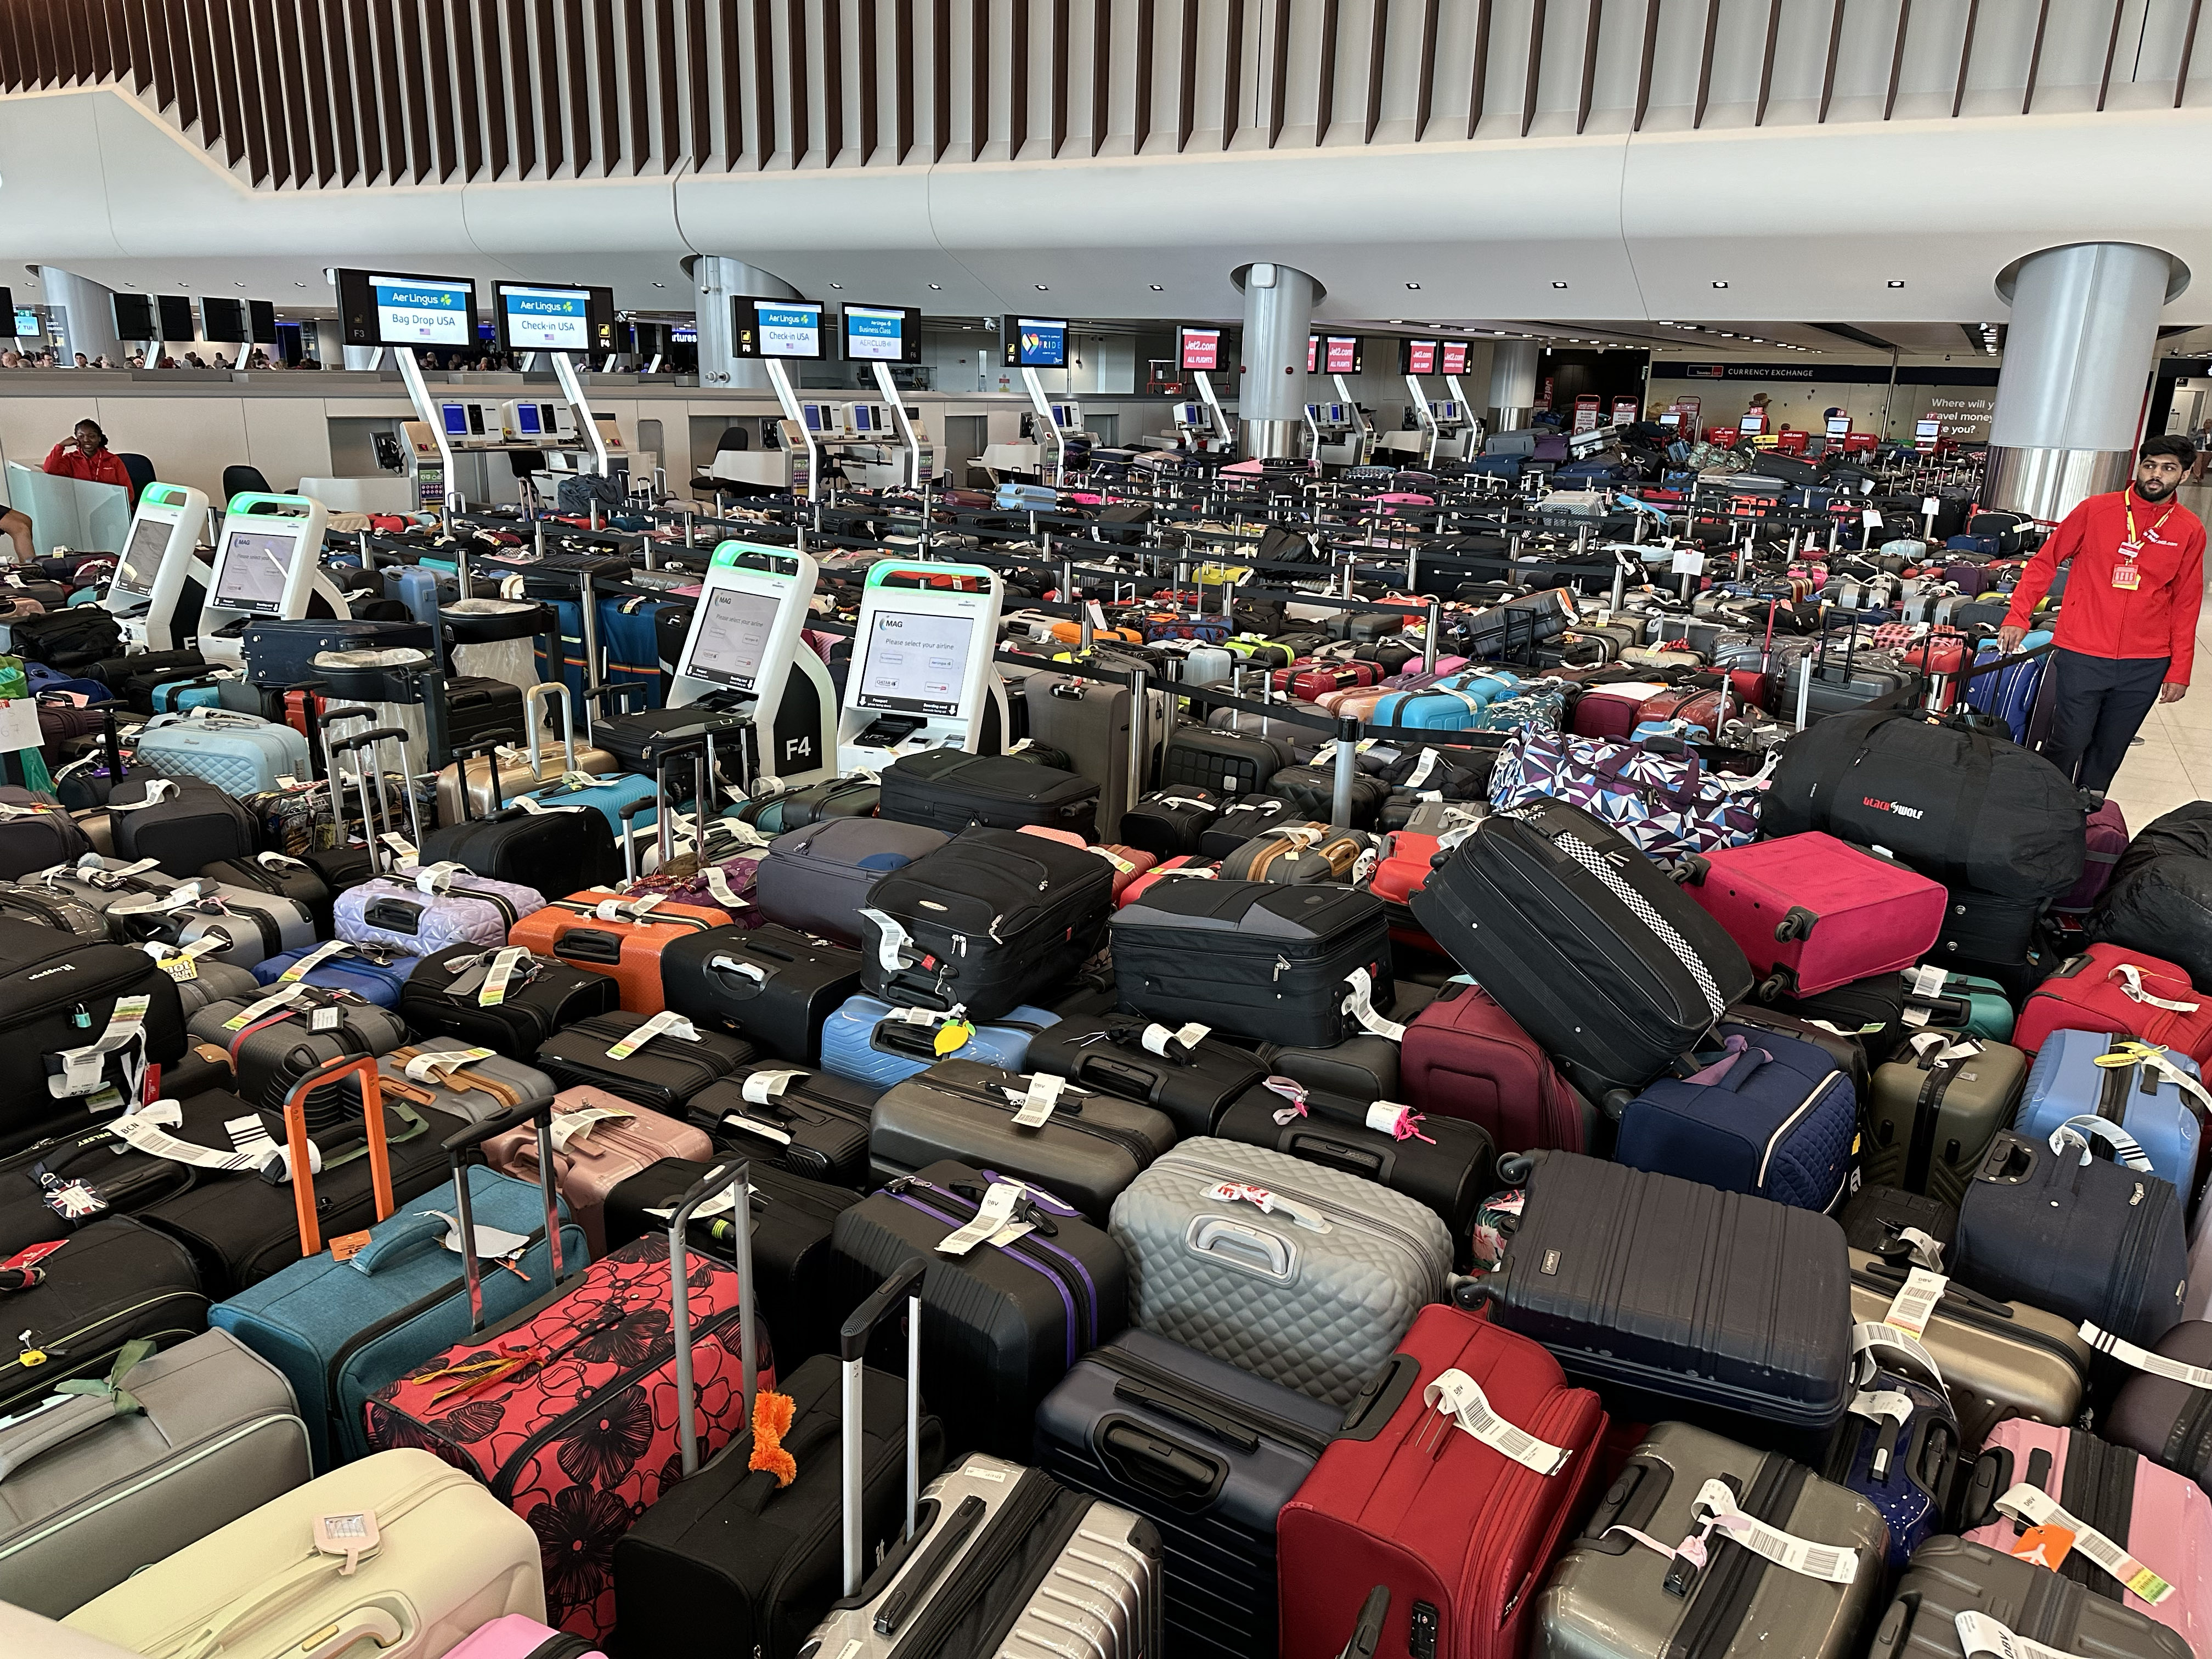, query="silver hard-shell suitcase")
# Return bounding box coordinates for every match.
[1106,1137,1452,1408]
